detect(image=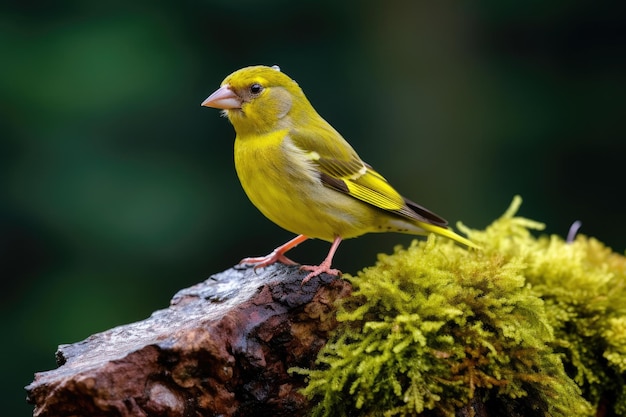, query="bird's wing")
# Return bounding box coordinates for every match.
[290,126,448,227]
